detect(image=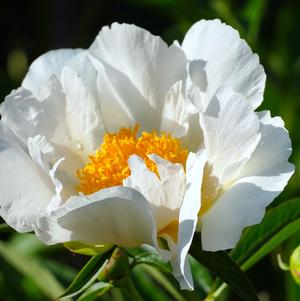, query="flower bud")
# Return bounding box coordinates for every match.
[290,245,300,284]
